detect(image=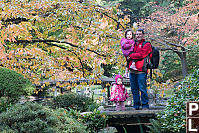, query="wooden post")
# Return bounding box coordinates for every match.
[101,82,109,103]
[60,87,63,94]
[102,83,105,94]
[107,83,111,104]
[107,84,111,99]
[53,86,57,97]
